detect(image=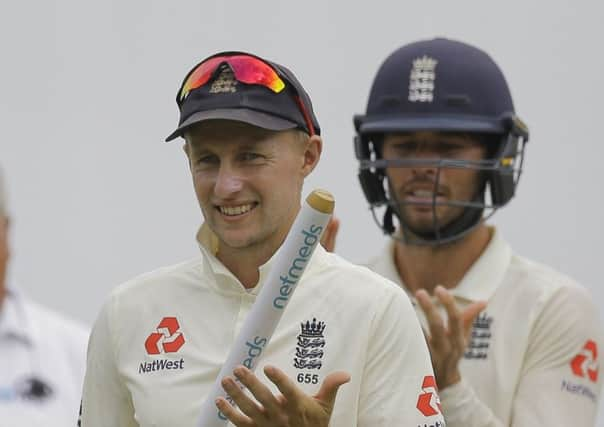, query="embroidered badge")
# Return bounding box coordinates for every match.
[294,318,326,370]
[465,312,493,359]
